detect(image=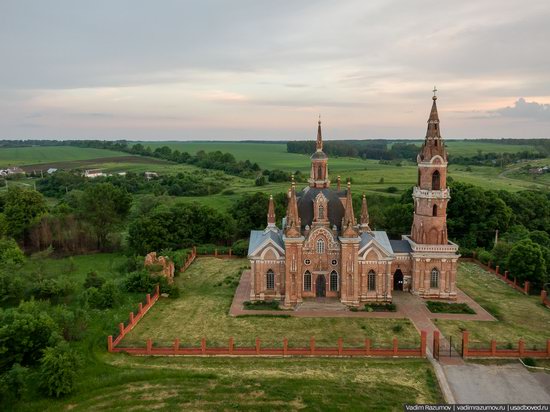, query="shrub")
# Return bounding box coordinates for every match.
[476,249,493,265]
[124,270,157,293]
[426,301,475,314]
[83,271,105,289]
[31,277,74,303]
[243,300,280,310]
[0,238,25,265]
[349,307,359,312]
[231,239,249,257]
[363,303,396,312]
[392,324,403,333]
[522,357,536,367]
[386,186,398,193]
[0,363,29,403]
[221,189,235,195]
[39,343,81,398]
[84,281,120,310]
[51,306,88,341]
